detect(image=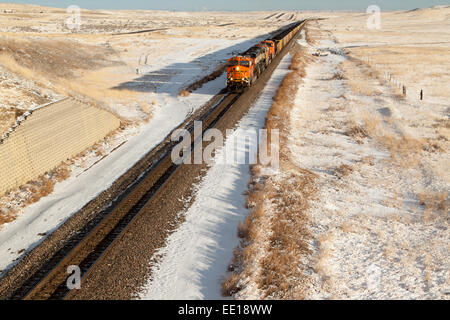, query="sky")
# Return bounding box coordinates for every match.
[3,0,449,11]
